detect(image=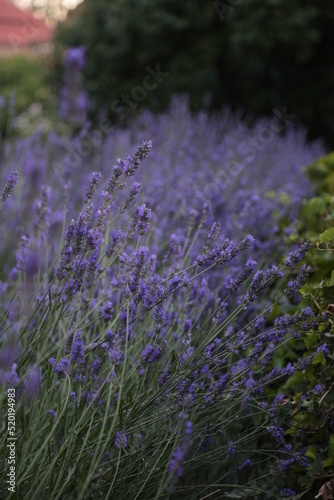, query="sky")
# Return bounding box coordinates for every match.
[13,0,83,21]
